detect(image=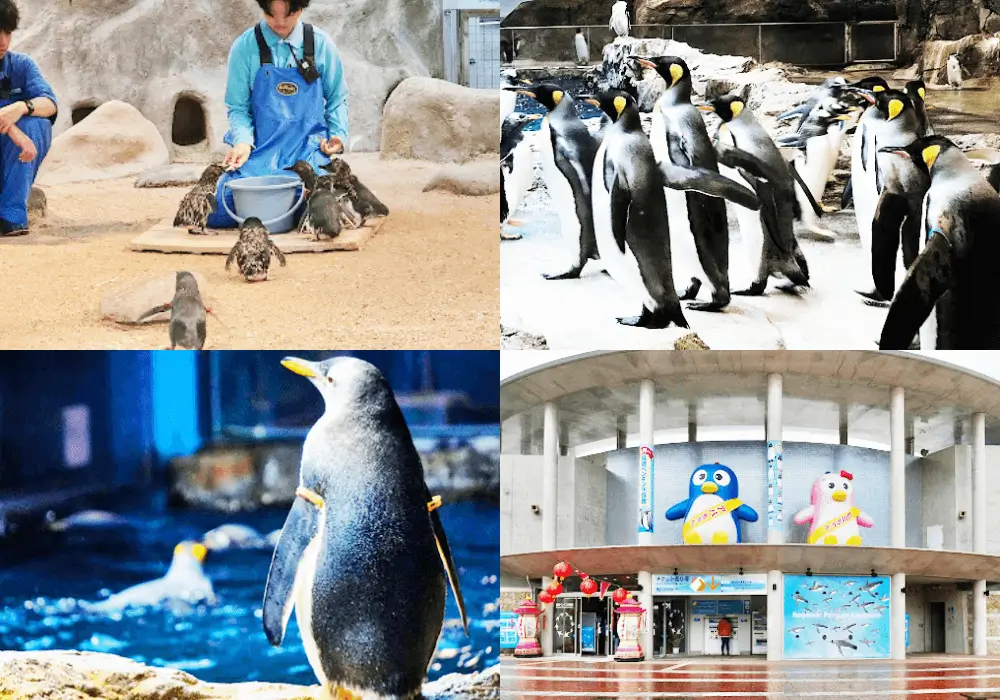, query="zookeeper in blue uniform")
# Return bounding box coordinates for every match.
[209,0,348,229]
[0,0,57,237]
